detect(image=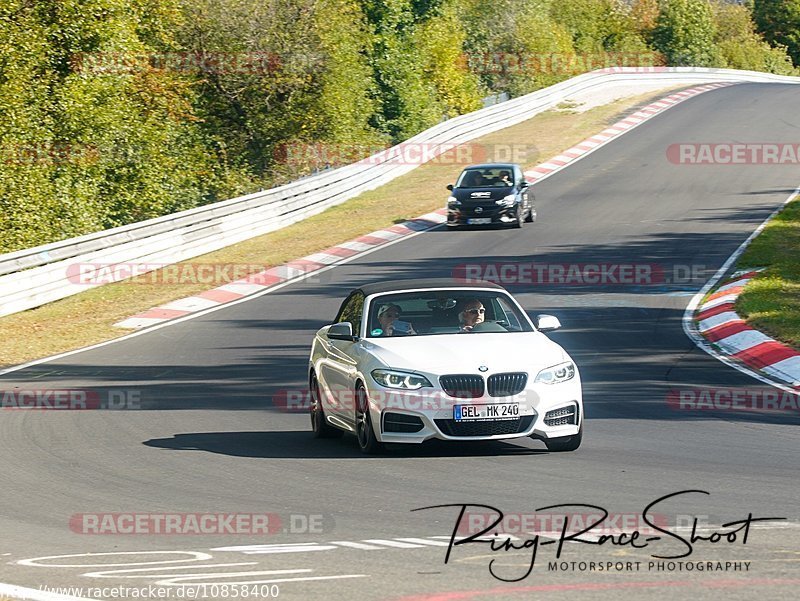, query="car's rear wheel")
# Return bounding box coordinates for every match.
[543,423,582,451]
[355,384,384,454]
[310,373,343,438]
